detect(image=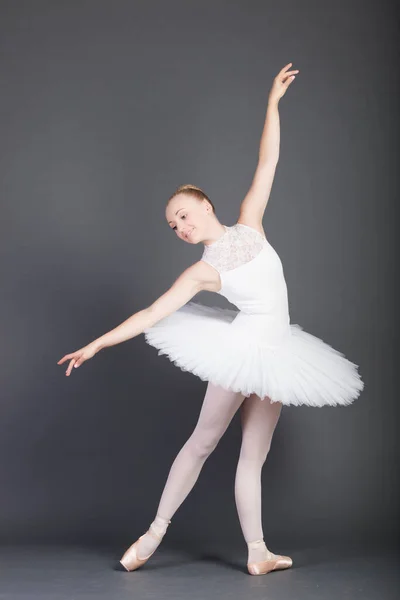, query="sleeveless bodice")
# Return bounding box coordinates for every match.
[201,223,290,328]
